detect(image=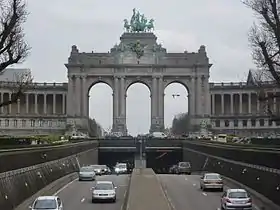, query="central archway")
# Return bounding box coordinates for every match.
[126,82,151,136]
